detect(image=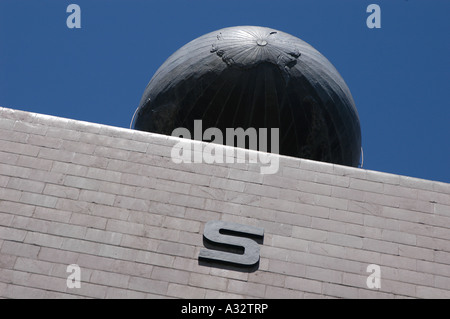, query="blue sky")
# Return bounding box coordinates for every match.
[1,0,449,183]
